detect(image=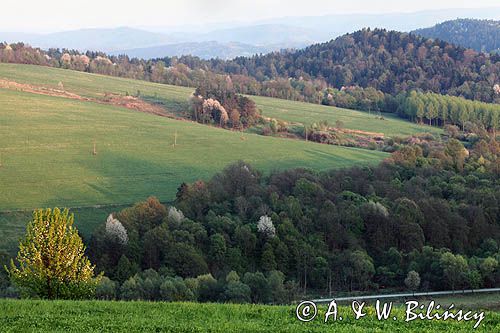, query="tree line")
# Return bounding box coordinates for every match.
[396,91,500,130]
